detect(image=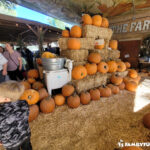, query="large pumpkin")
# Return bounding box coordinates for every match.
[92,15,102,26]
[118,82,125,90]
[27,69,39,79]
[90,89,100,101]
[97,62,109,74]
[38,88,49,100]
[85,63,97,75]
[67,38,81,50]
[143,113,150,129]
[125,62,131,69]
[28,104,39,122]
[32,81,44,90]
[21,81,31,90]
[27,78,36,84]
[62,30,70,37]
[88,53,101,64]
[40,97,55,113]
[117,61,126,72]
[107,61,118,73]
[128,69,138,79]
[99,86,112,97]
[70,25,82,38]
[62,84,75,97]
[67,95,80,108]
[20,89,40,105]
[121,146,143,150]
[41,52,56,58]
[125,81,138,92]
[82,14,92,25]
[80,92,91,105]
[111,75,123,85]
[101,17,109,28]
[108,84,120,94]
[54,94,65,106]
[72,65,87,80]
[109,40,118,50]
